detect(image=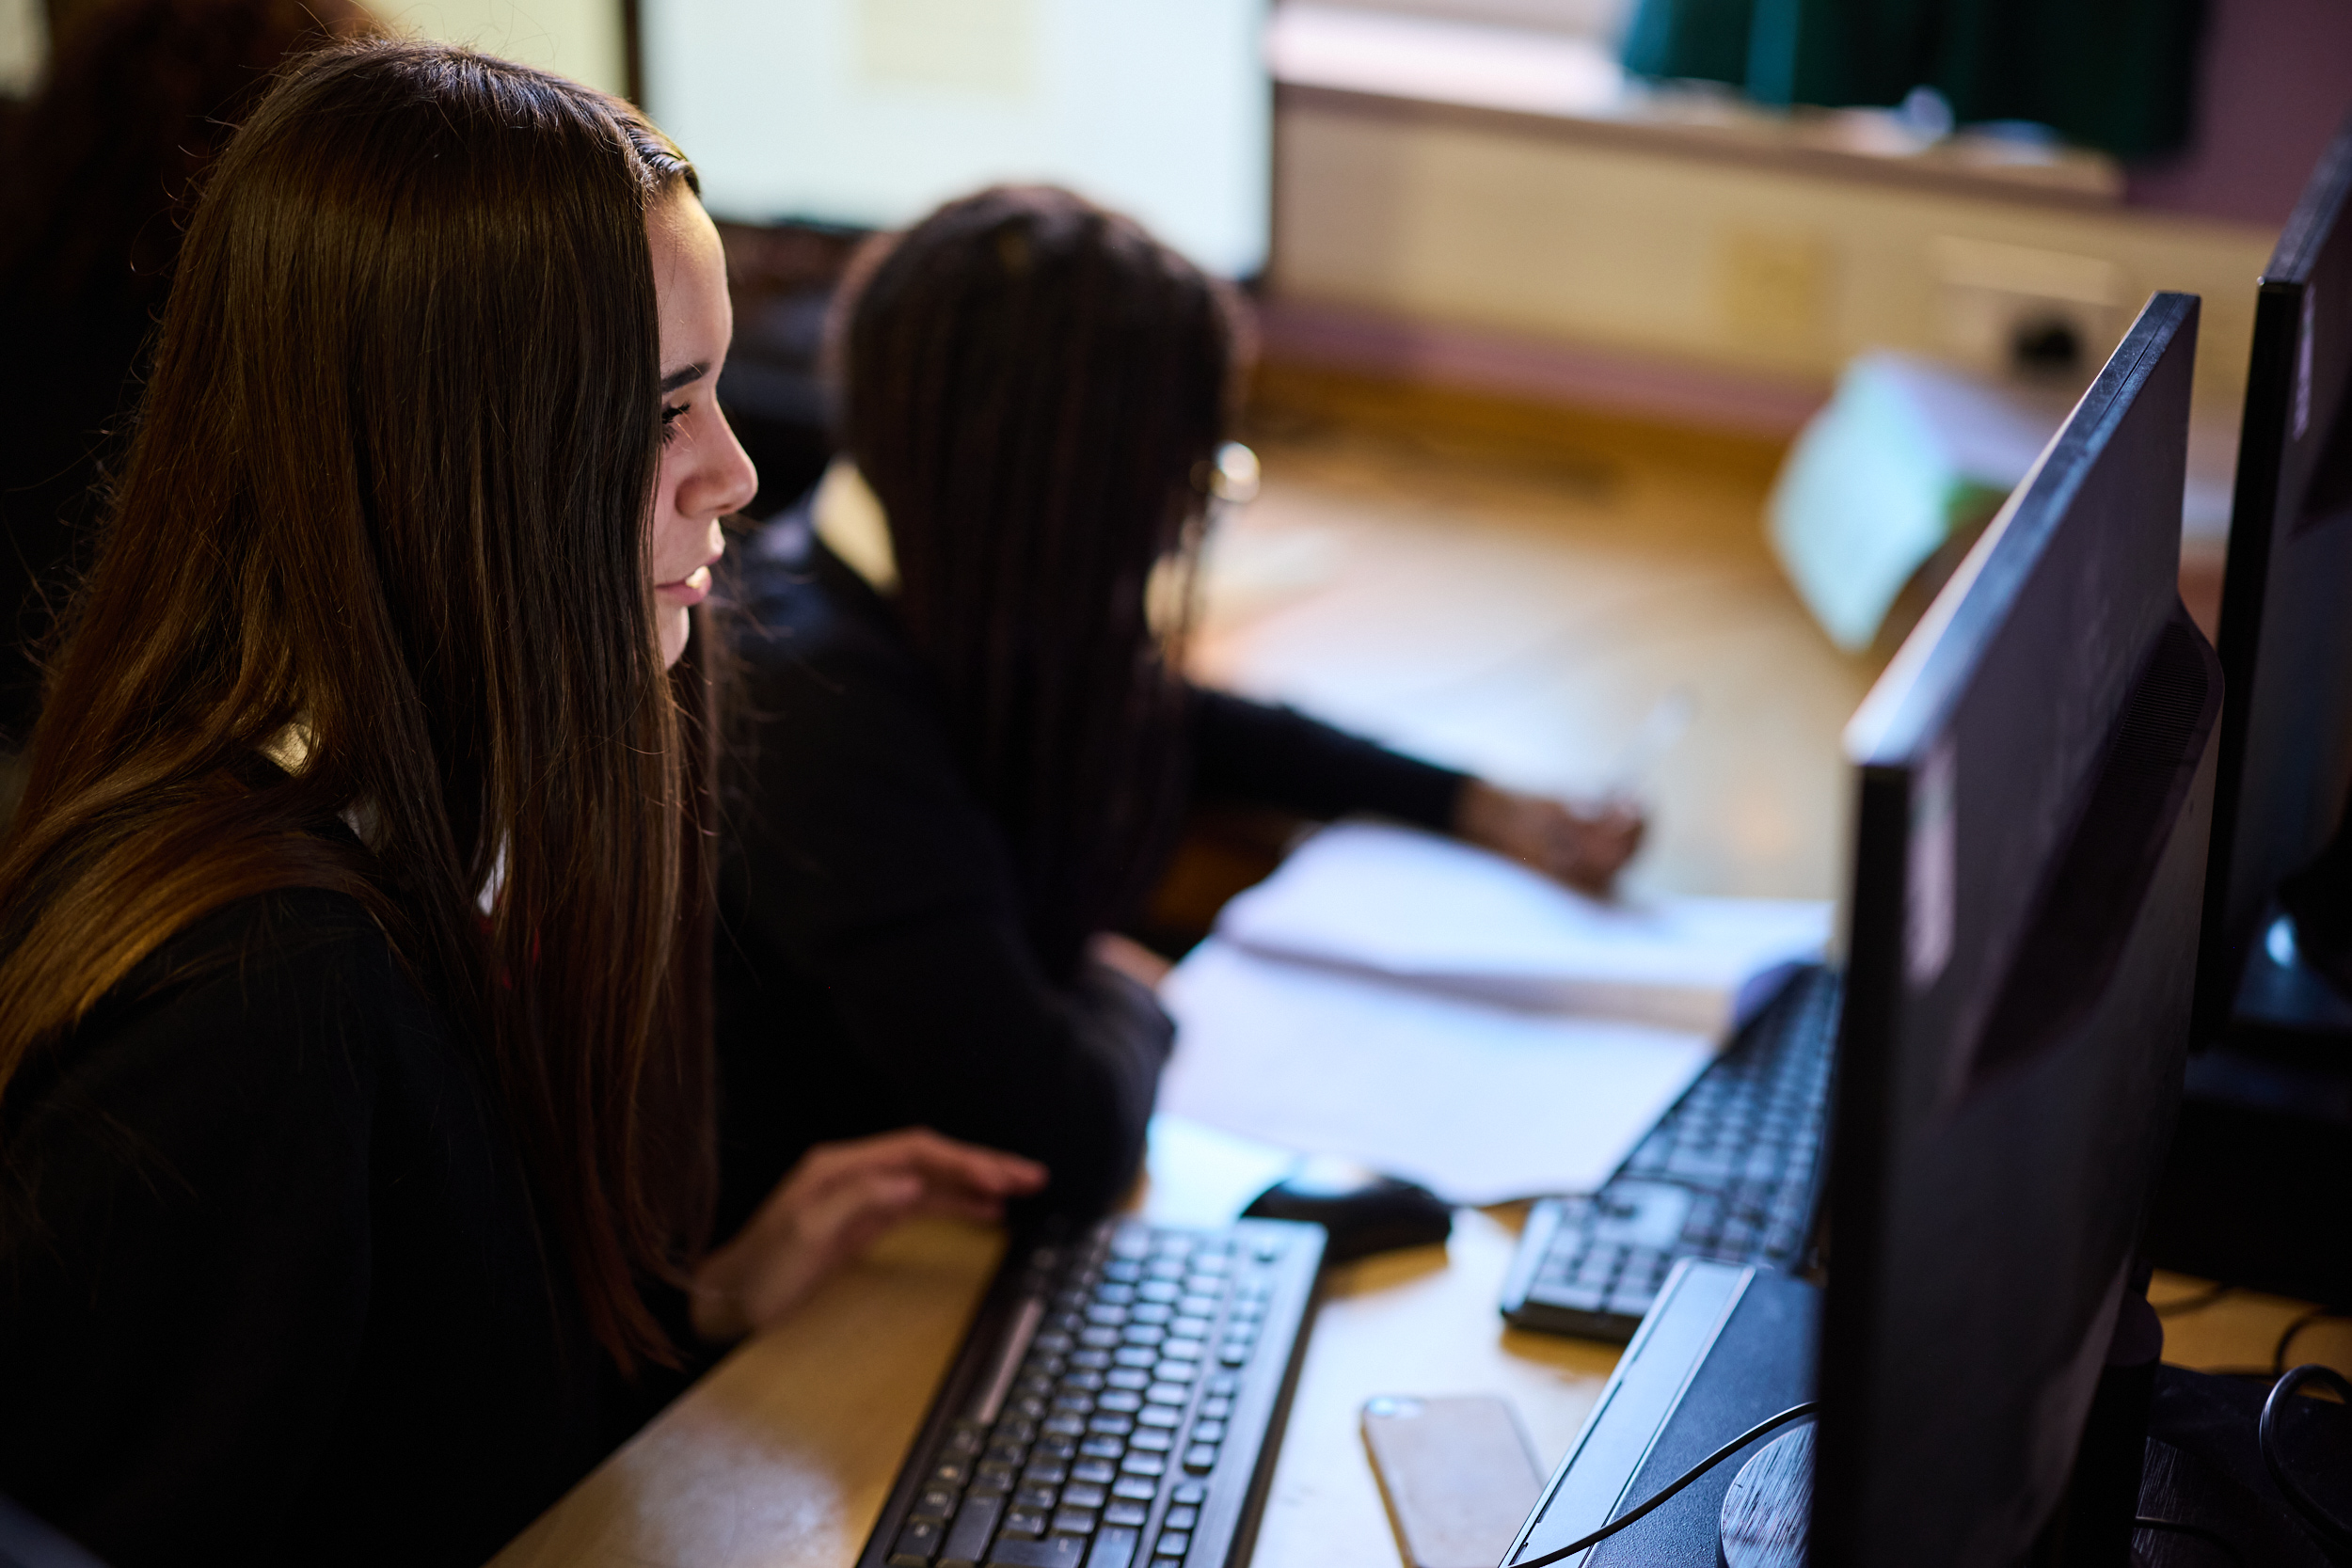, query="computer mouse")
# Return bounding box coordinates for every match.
[1241,1156,1454,1264]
